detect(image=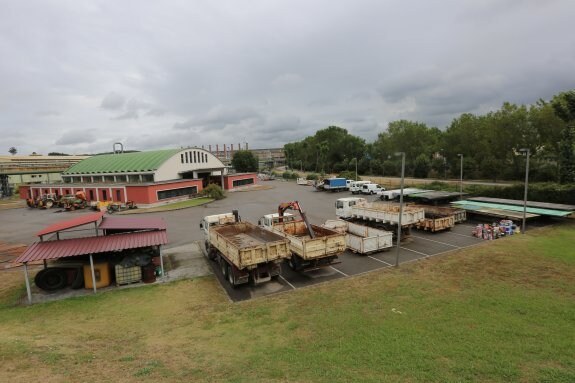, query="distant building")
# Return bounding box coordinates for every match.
[0,154,88,197]
[18,148,257,206]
